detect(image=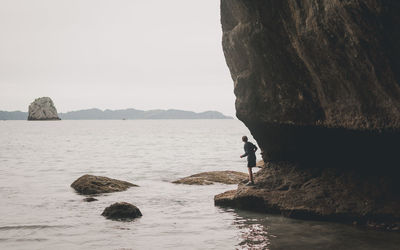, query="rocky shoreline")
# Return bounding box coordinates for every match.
[214,162,400,231]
